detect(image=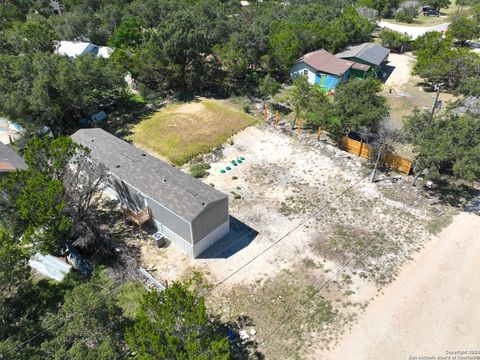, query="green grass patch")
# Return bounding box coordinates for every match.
[129,99,258,165]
